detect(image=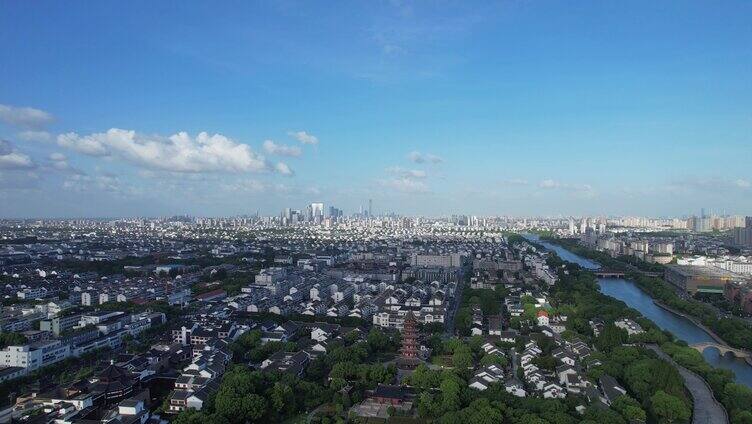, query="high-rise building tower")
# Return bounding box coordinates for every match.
[368,199,373,217]
[309,202,324,219]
